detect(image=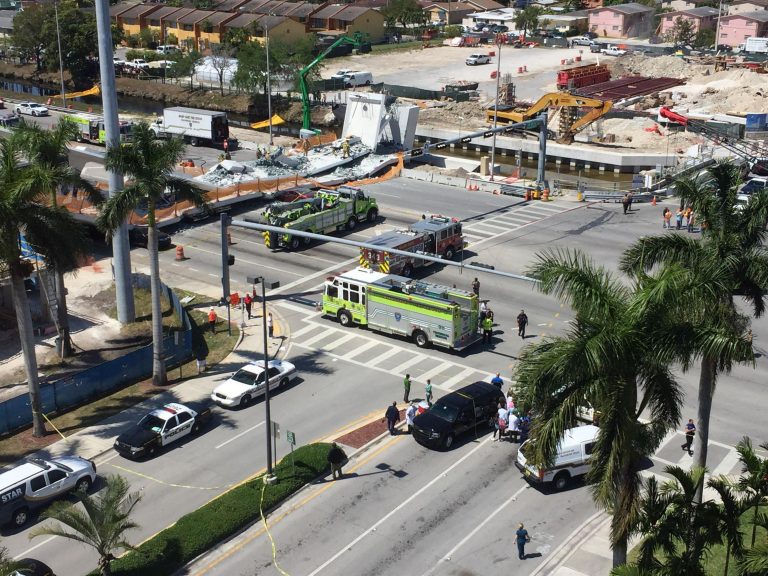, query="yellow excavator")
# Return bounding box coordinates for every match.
[485,92,613,144]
